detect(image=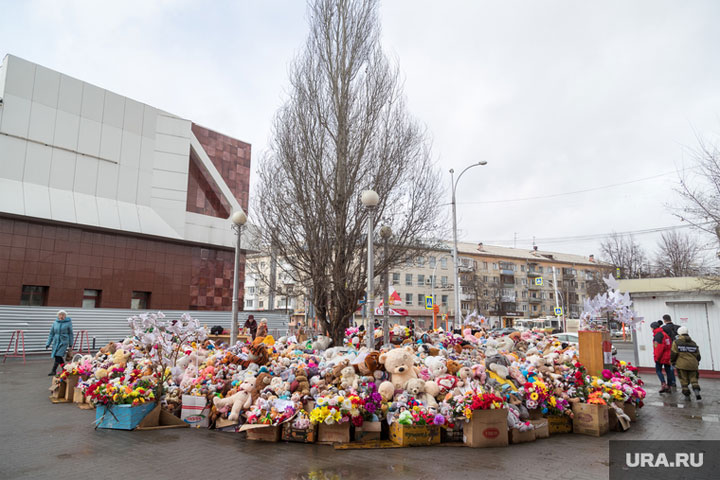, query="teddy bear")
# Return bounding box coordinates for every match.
[456,366,474,389]
[340,365,359,391]
[507,403,533,432]
[424,356,447,379]
[179,364,198,391]
[378,347,419,401]
[446,359,461,376]
[330,359,350,386]
[294,366,310,397]
[214,376,256,422]
[312,335,332,352]
[485,347,510,379]
[404,378,437,408]
[112,349,131,367]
